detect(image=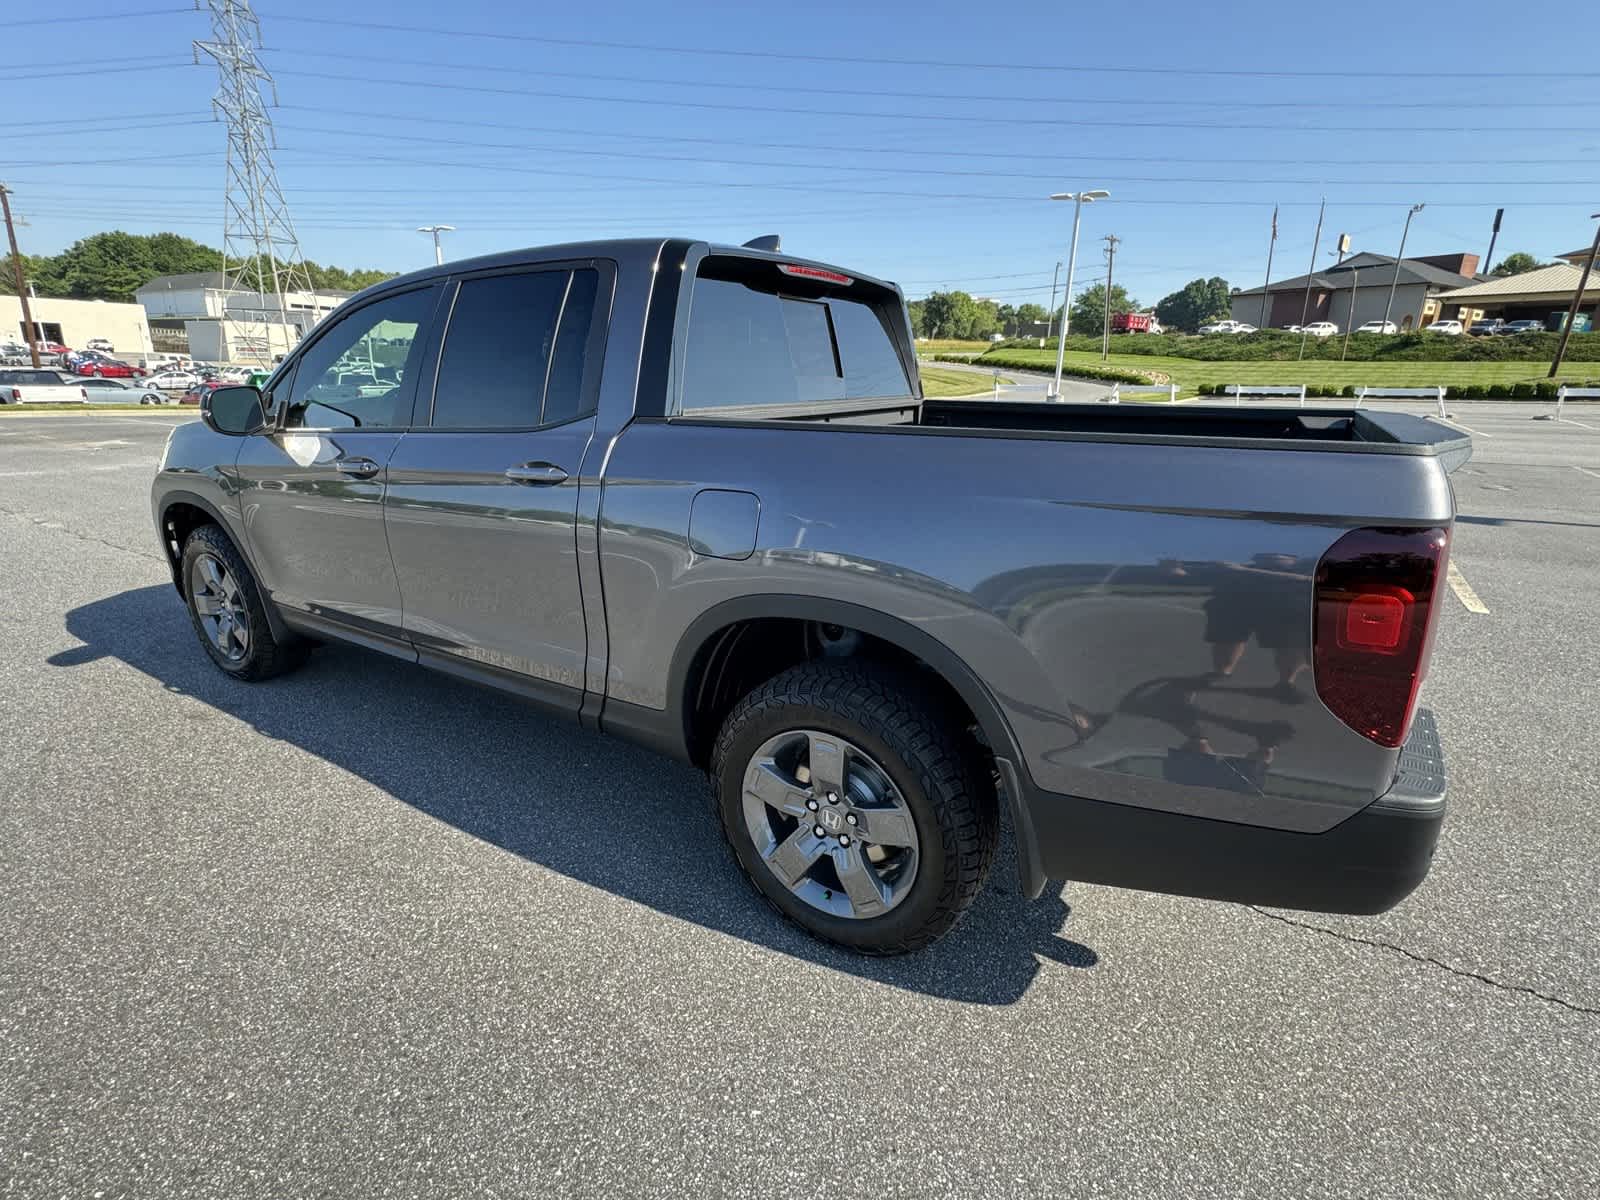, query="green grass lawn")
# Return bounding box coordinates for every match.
[976,349,1600,397]
[915,339,991,358]
[918,366,1011,397]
